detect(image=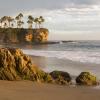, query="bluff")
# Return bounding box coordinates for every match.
[0,28,49,43]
